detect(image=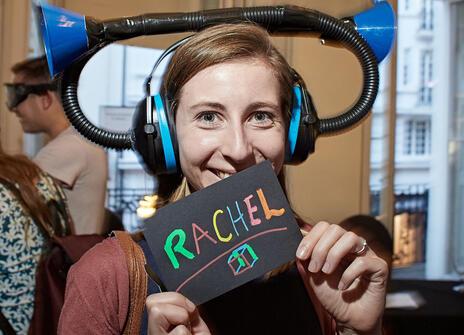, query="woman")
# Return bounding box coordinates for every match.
[59,23,388,335]
[0,142,70,334]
